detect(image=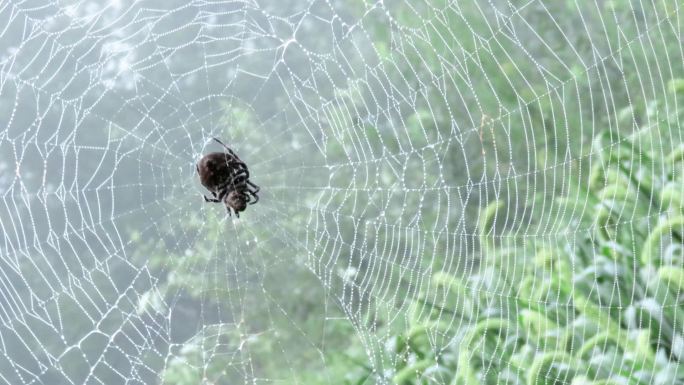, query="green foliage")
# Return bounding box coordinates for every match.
[339,97,684,383]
